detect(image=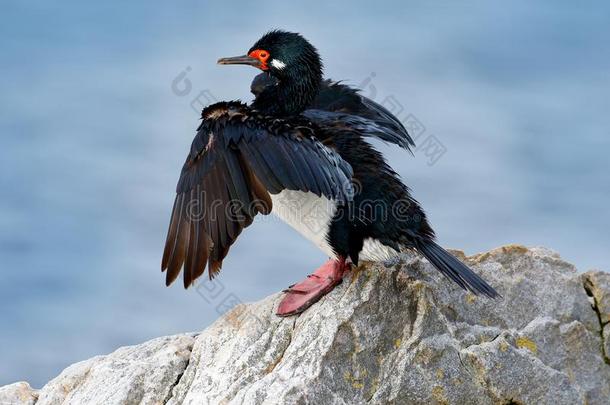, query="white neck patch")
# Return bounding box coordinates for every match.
[271,59,286,70]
